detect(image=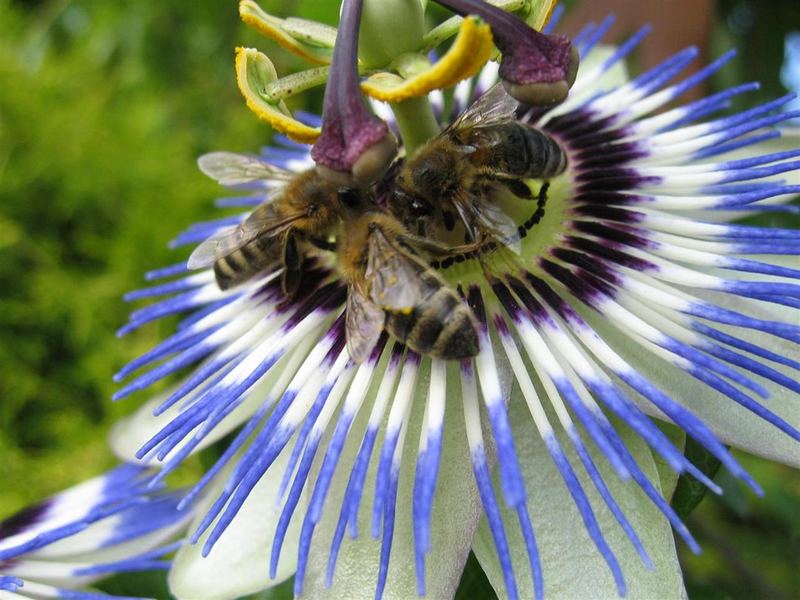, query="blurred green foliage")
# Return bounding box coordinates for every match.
[0,0,338,515]
[0,0,798,598]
